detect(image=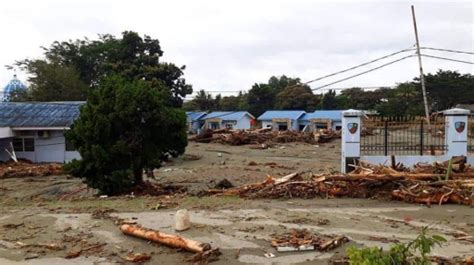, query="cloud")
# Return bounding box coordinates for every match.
[1,0,472,96]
